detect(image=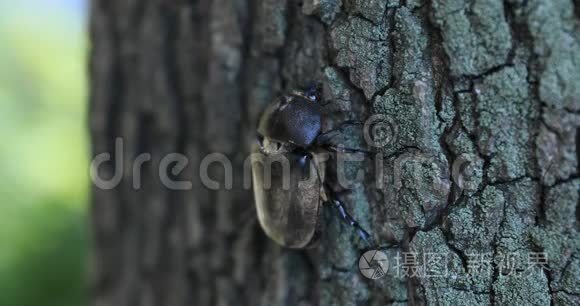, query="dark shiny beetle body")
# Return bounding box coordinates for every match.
[252,88,371,249]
